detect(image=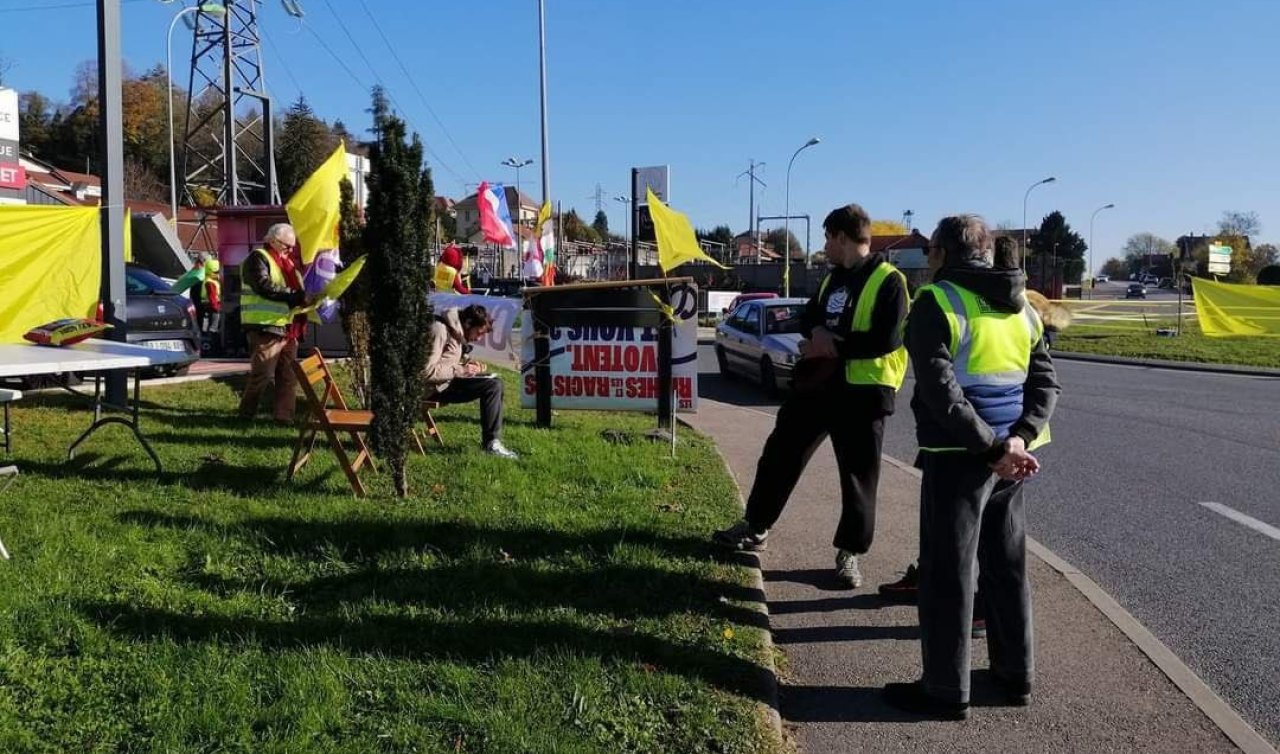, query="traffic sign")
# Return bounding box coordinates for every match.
[1207,243,1231,274]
